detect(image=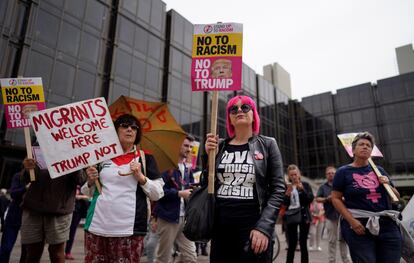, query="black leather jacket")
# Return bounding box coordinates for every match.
[283,181,314,223]
[207,135,286,238]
